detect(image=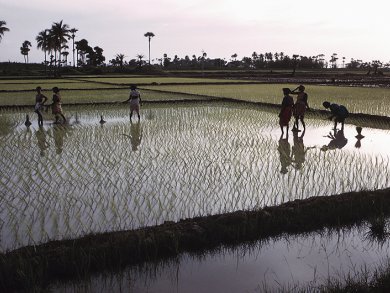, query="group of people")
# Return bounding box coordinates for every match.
[31,84,142,126]
[278,84,350,137]
[33,86,67,125]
